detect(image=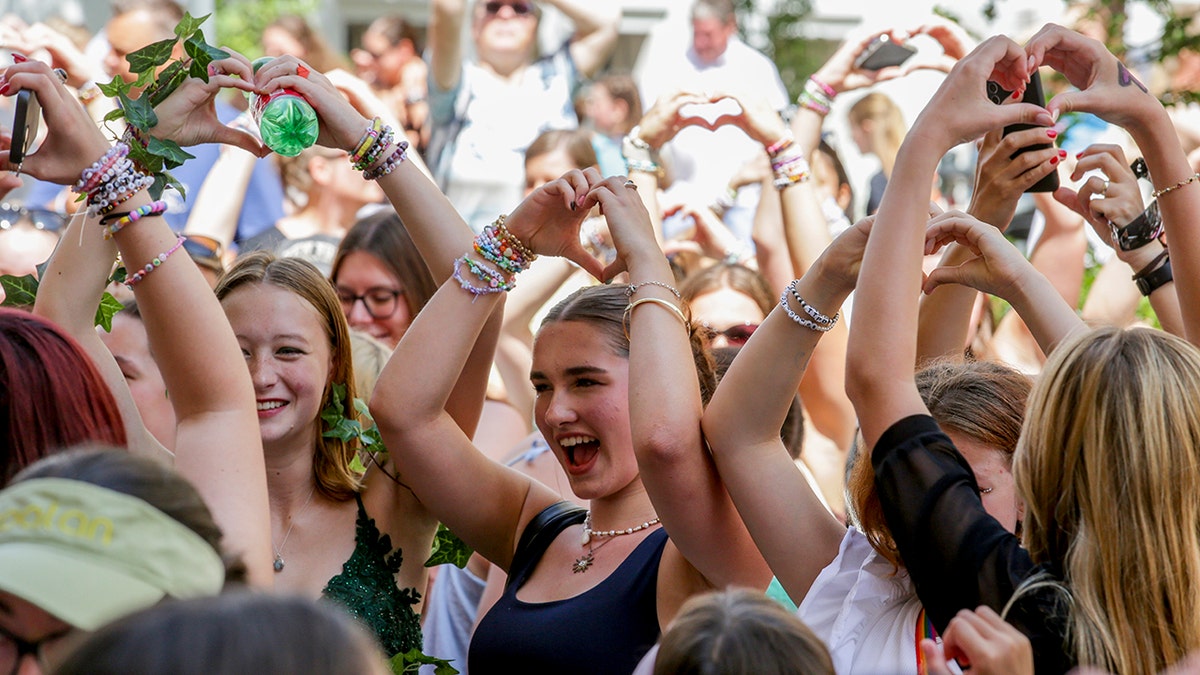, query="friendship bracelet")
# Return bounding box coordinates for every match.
[622,297,690,340]
[350,116,385,164]
[787,280,839,325]
[493,214,537,262]
[101,200,168,239]
[767,133,794,156]
[352,125,394,172]
[362,141,410,181]
[475,219,536,275]
[1151,173,1200,200]
[124,236,186,288]
[452,255,514,299]
[626,280,682,300]
[808,76,837,100]
[74,144,130,195]
[797,90,831,116]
